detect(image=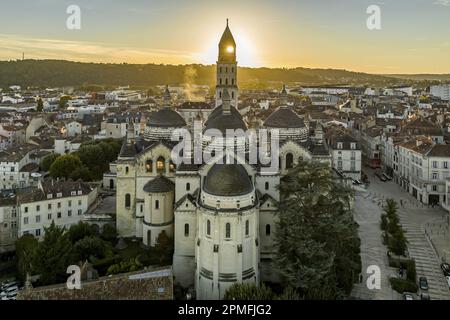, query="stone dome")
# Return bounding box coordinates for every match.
[263,107,305,129]
[203,164,253,197]
[147,108,186,128]
[143,176,175,193]
[203,111,247,134]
